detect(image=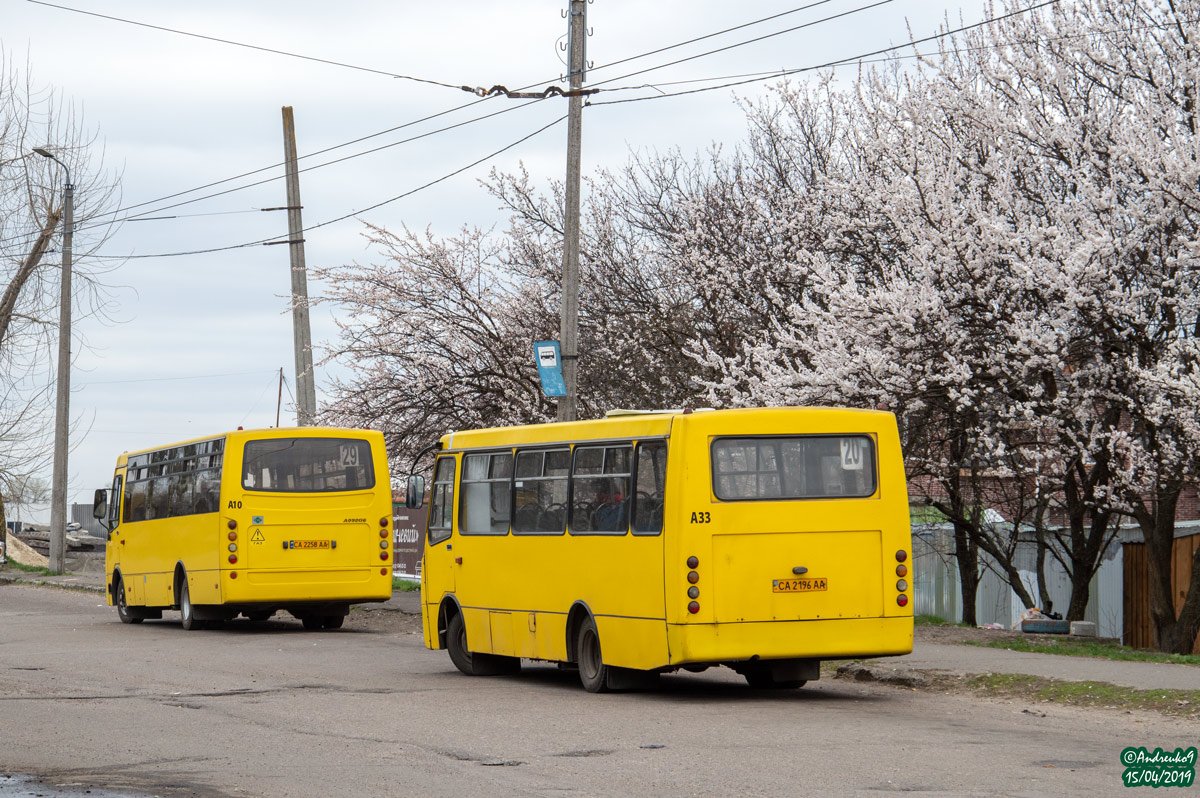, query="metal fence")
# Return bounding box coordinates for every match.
[911,524,1124,640]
